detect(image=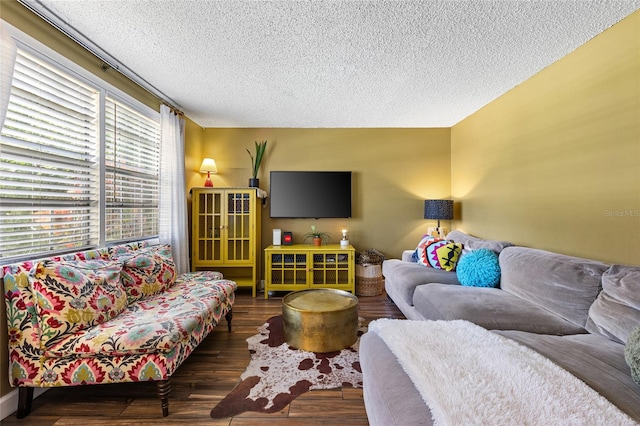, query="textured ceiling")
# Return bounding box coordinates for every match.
[30,1,640,128]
